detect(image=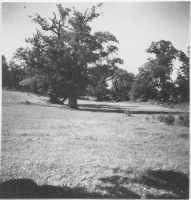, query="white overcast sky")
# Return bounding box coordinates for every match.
[1,1,190,75]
